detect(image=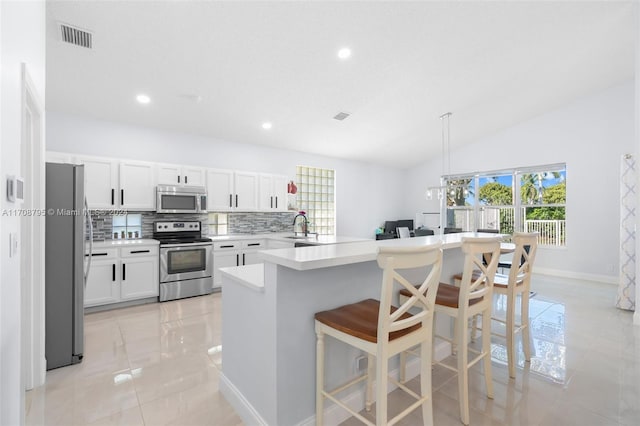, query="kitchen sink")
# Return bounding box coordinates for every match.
[284,236,310,239]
